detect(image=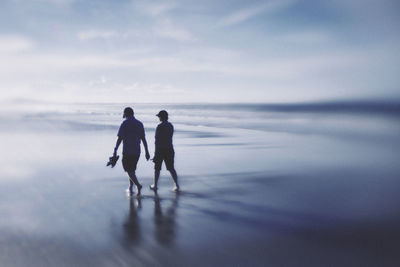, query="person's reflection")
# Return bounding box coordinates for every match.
[153,192,179,246]
[122,196,142,246]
